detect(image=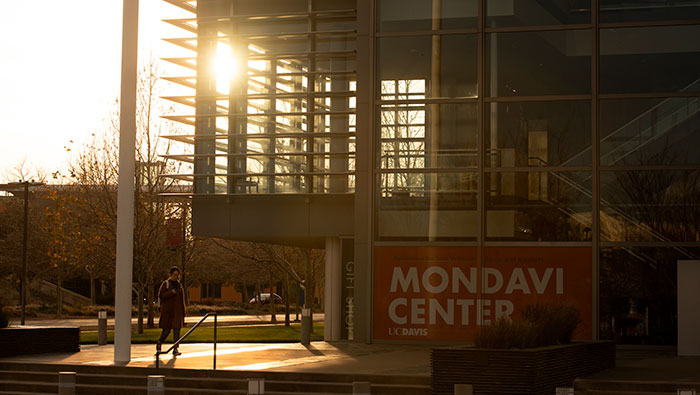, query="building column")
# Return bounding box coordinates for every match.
[324,237,342,341]
[354,0,373,344]
[114,0,138,364]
